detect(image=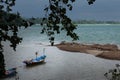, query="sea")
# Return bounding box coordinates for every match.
[18,24,120,45]
[2,24,120,80]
